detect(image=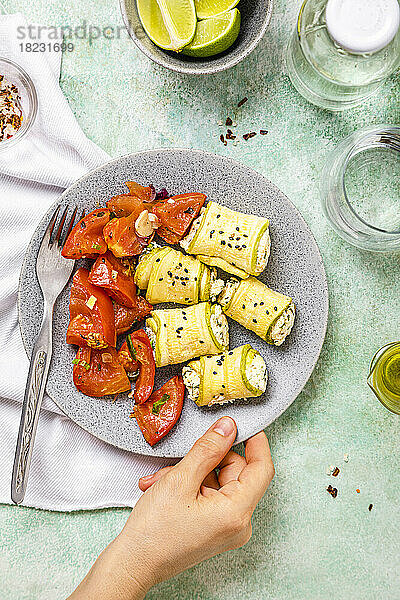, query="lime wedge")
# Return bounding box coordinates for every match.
[137,0,197,52]
[182,9,241,57]
[194,0,240,19]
